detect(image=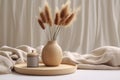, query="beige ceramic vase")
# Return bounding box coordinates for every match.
[42,40,63,66]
